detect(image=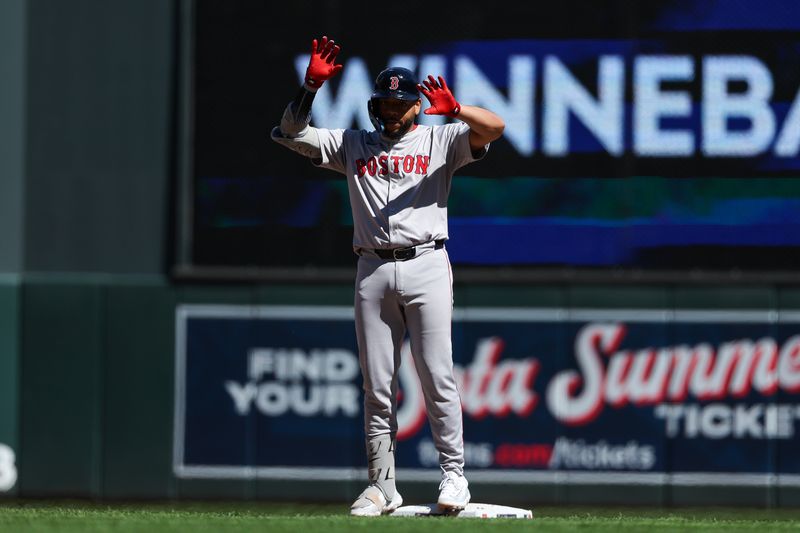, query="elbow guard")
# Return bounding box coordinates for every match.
[270,126,322,160]
[278,102,311,138]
